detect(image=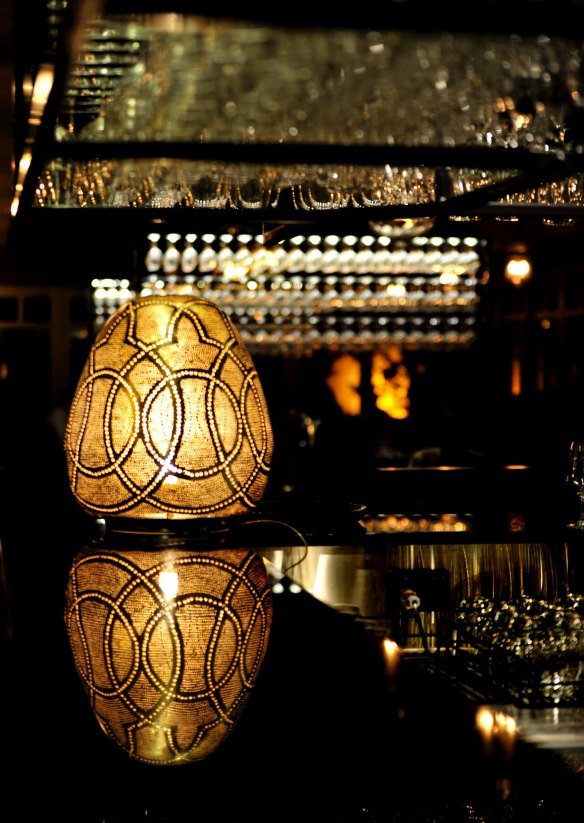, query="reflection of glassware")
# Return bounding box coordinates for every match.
[567,441,584,529]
